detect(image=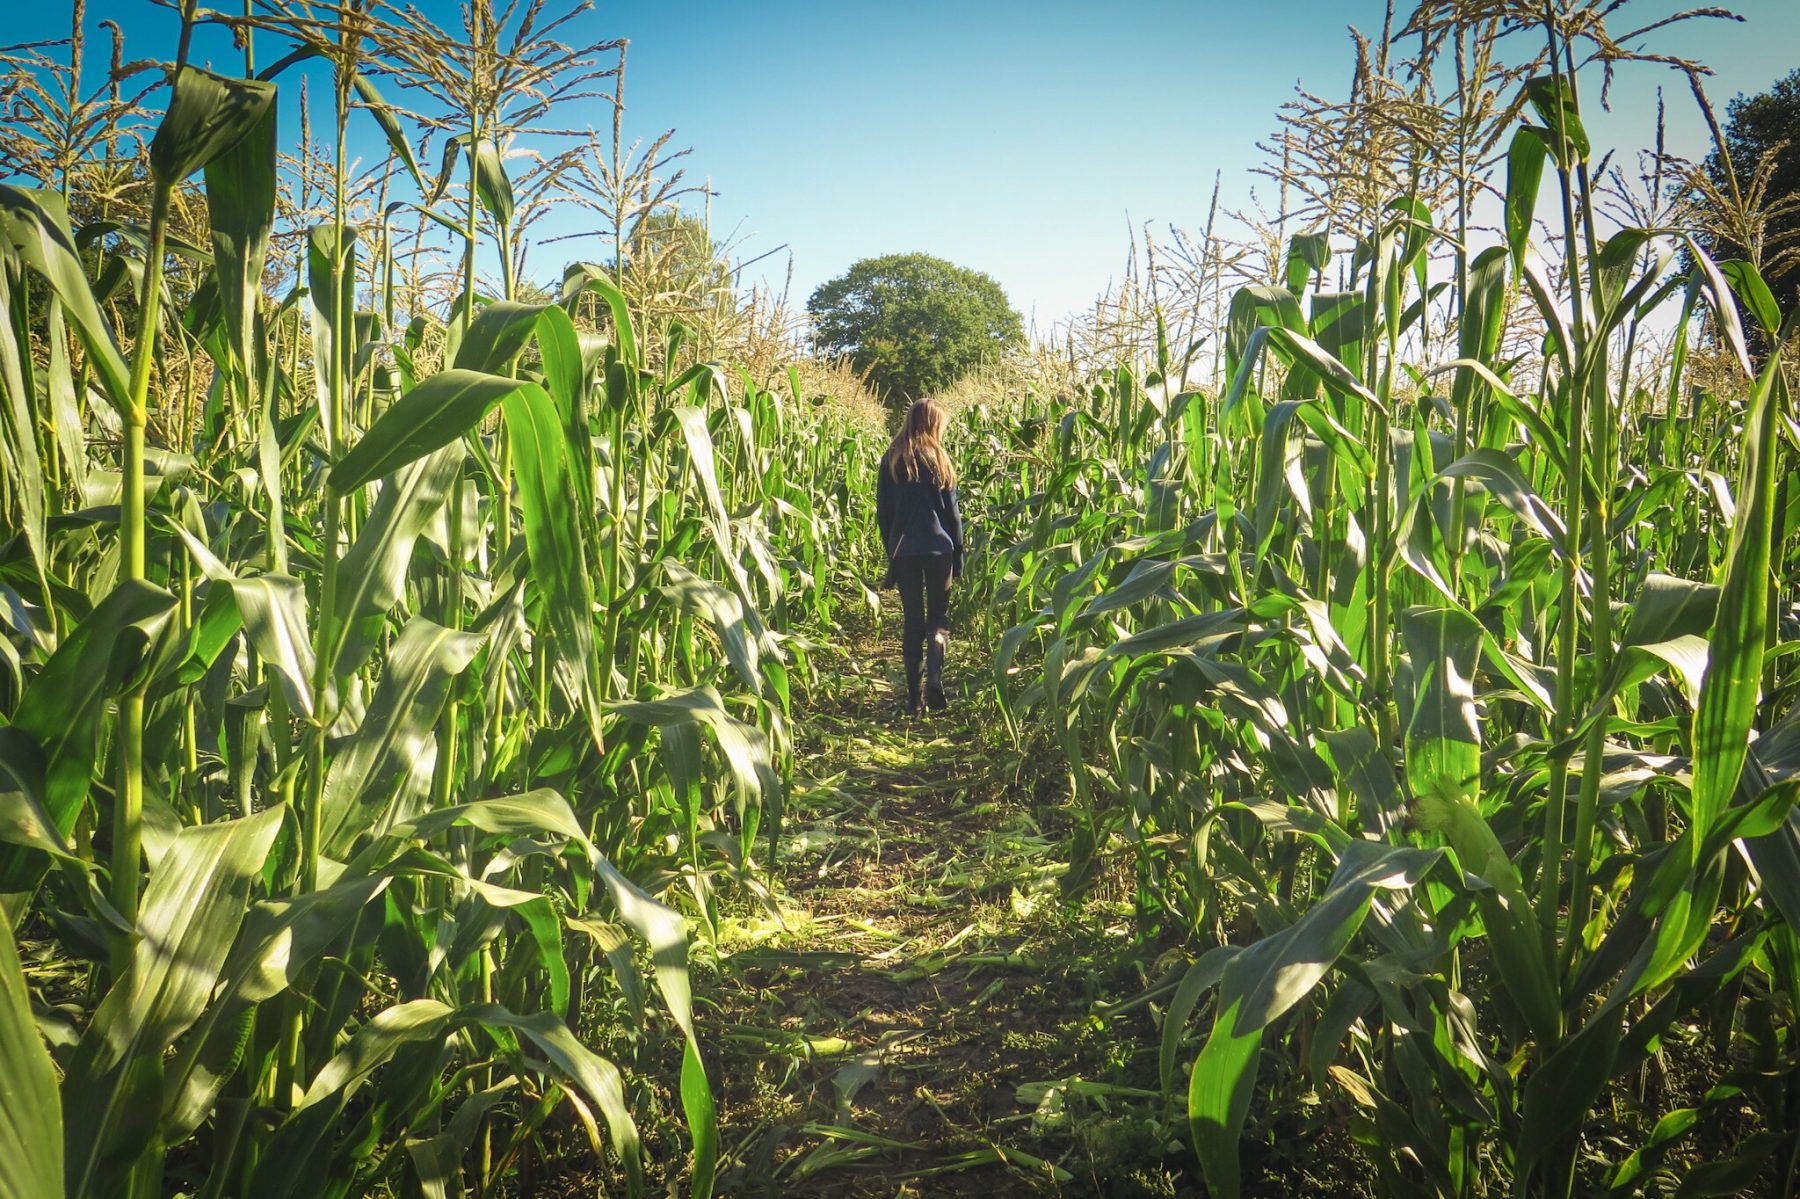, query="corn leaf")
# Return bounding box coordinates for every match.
[0,915,62,1199]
